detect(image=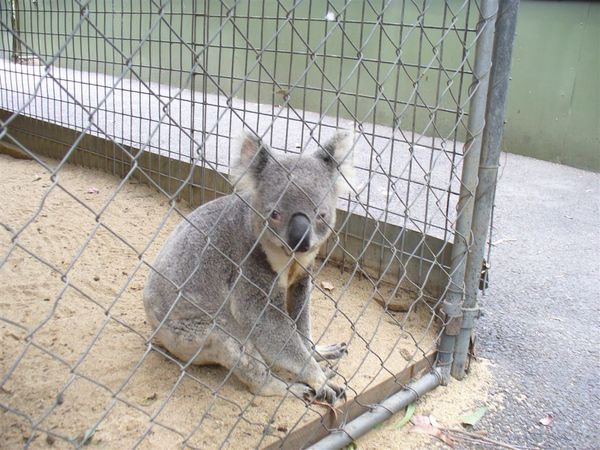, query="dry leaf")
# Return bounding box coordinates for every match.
[140,392,158,406]
[409,415,454,448]
[32,174,41,181]
[436,431,455,448]
[411,415,432,427]
[410,425,454,448]
[539,413,554,426]
[321,281,335,291]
